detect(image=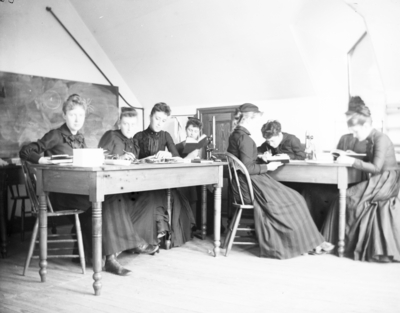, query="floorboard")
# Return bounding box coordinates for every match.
[1,227,399,313]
